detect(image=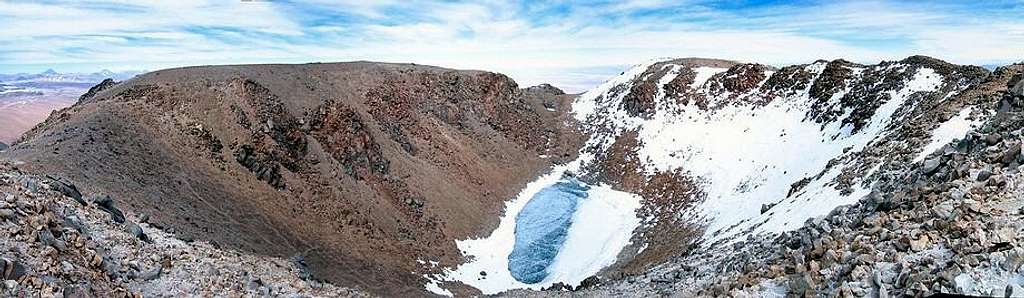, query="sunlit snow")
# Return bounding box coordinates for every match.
[914,107,981,162]
[572,60,949,241]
